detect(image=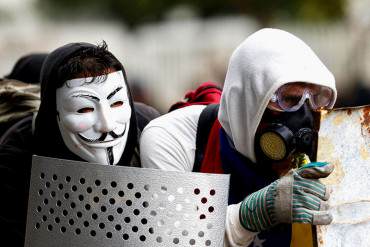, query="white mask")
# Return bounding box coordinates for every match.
[56,70,131,165]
